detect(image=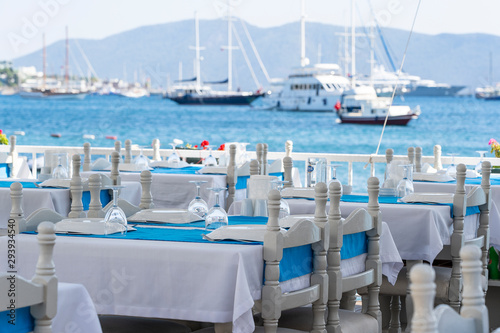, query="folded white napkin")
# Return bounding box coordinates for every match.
[204,224,284,242]
[149,160,190,168]
[197,166,227,174]
[90,158,112,171]
[127,209,202,223]
[268,159,282,174]
[401,192,453,204]
[281,187,315,199]
[421,163,437,174]
[413,171,454,182]
[55,218,134,235]
[119,164,152,172]
[446,169,481,179]
[248,175,279,200]
[237,161,250,176]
